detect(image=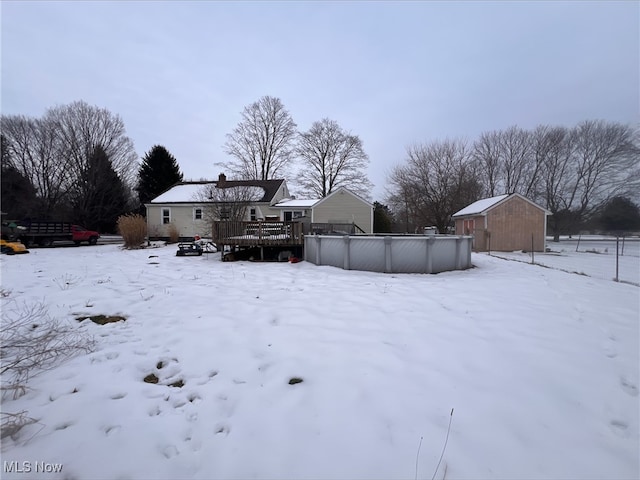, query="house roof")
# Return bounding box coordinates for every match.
[452,193,550,217]
[149,178,286,204]
[150,183,212,203]
[315,186,373,208]
[274,187,373,210]
[273,199,319,208]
